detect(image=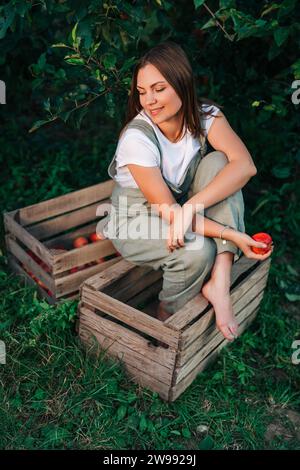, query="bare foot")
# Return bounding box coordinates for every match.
[201,278,238,342]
